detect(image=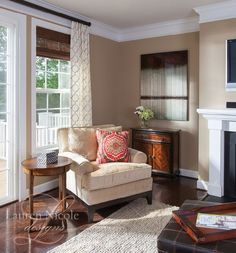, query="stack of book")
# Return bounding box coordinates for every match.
[196,213,236,230]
